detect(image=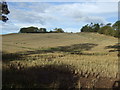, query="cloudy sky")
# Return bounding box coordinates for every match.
[0,0,118,34]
